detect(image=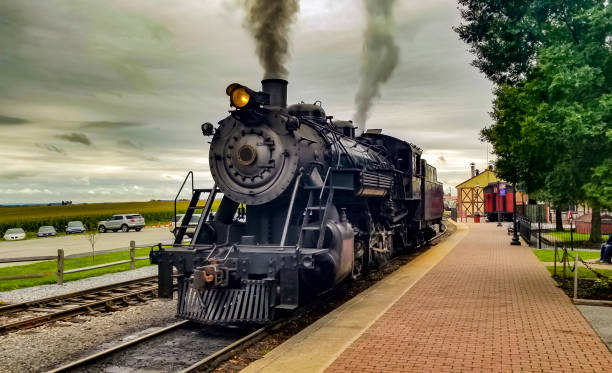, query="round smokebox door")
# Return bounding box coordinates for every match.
[210,123,298,205]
